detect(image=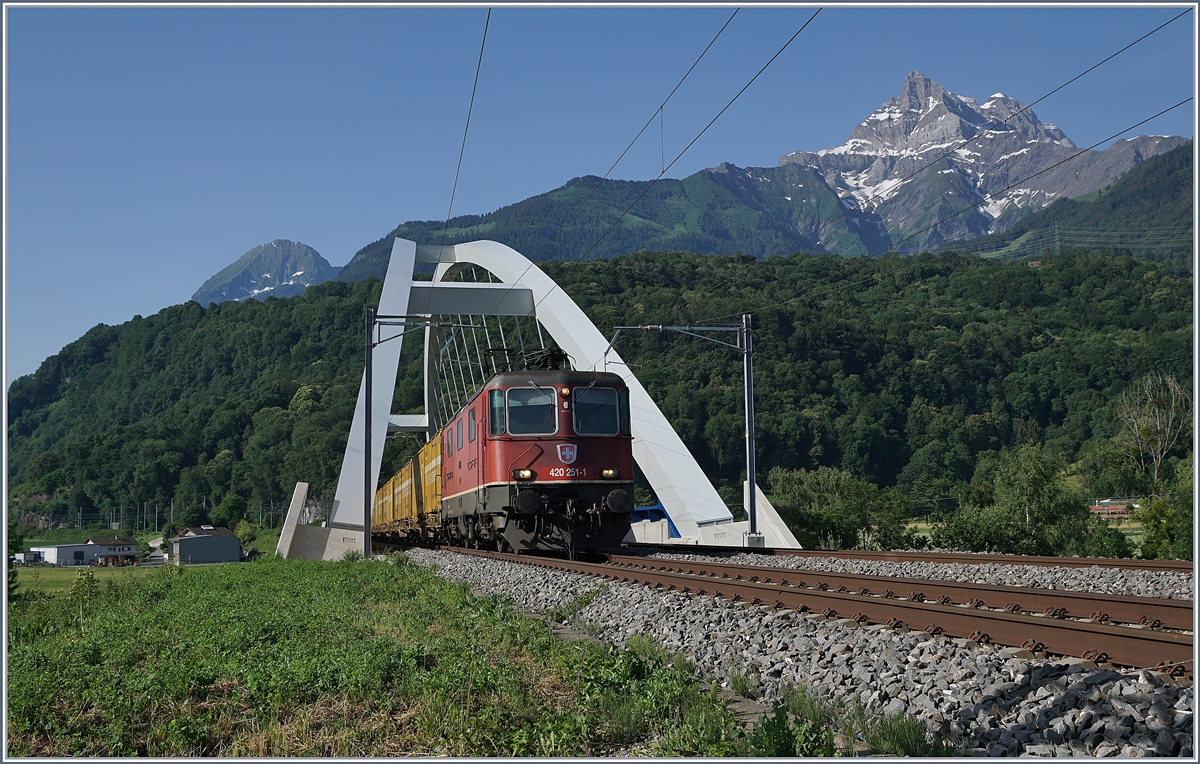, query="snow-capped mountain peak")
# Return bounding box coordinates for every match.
[776,71,1179,248]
